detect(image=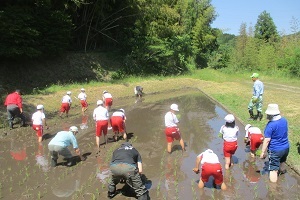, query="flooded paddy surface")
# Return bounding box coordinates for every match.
[0,89,299,200]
